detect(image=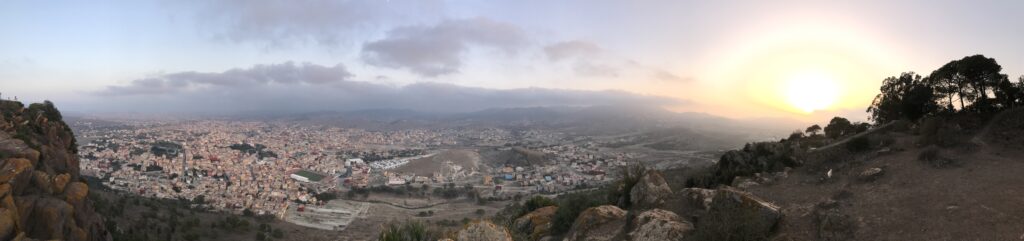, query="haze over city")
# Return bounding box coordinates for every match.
[4,0,1023,122]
